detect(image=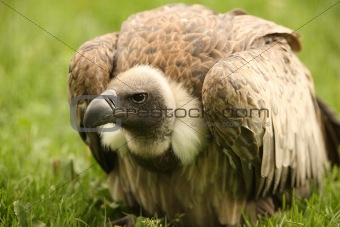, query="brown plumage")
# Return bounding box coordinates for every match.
[68,4,340,226]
